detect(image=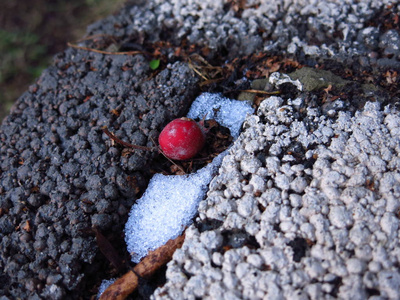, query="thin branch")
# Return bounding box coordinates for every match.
[100,233,185,300]
[239,89,281,95]
[67,42,151,56]
[102,127,153,151]
[75,34,118,44]
[199,77,224,87]
[93,227,125,273]
[188,62,209,81]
